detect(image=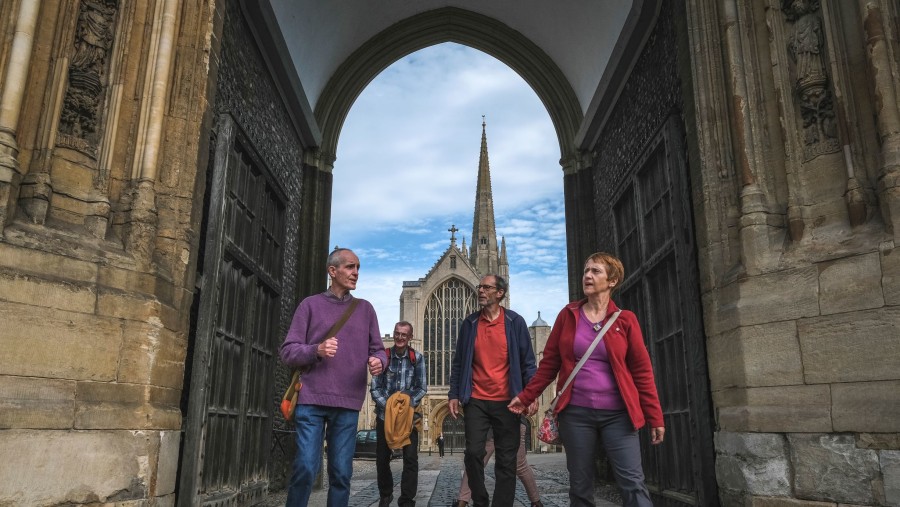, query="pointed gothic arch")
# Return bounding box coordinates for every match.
[313,7,583,165]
